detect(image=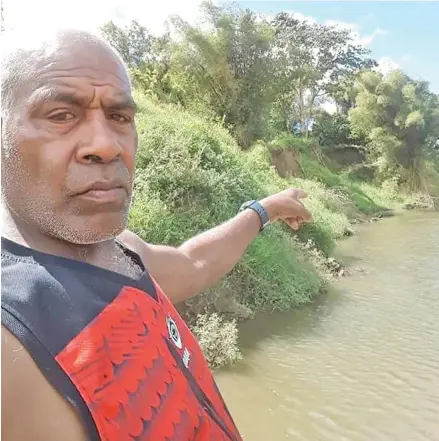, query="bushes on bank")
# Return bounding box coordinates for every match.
[129,94,323,319]
[128,94,413,366]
